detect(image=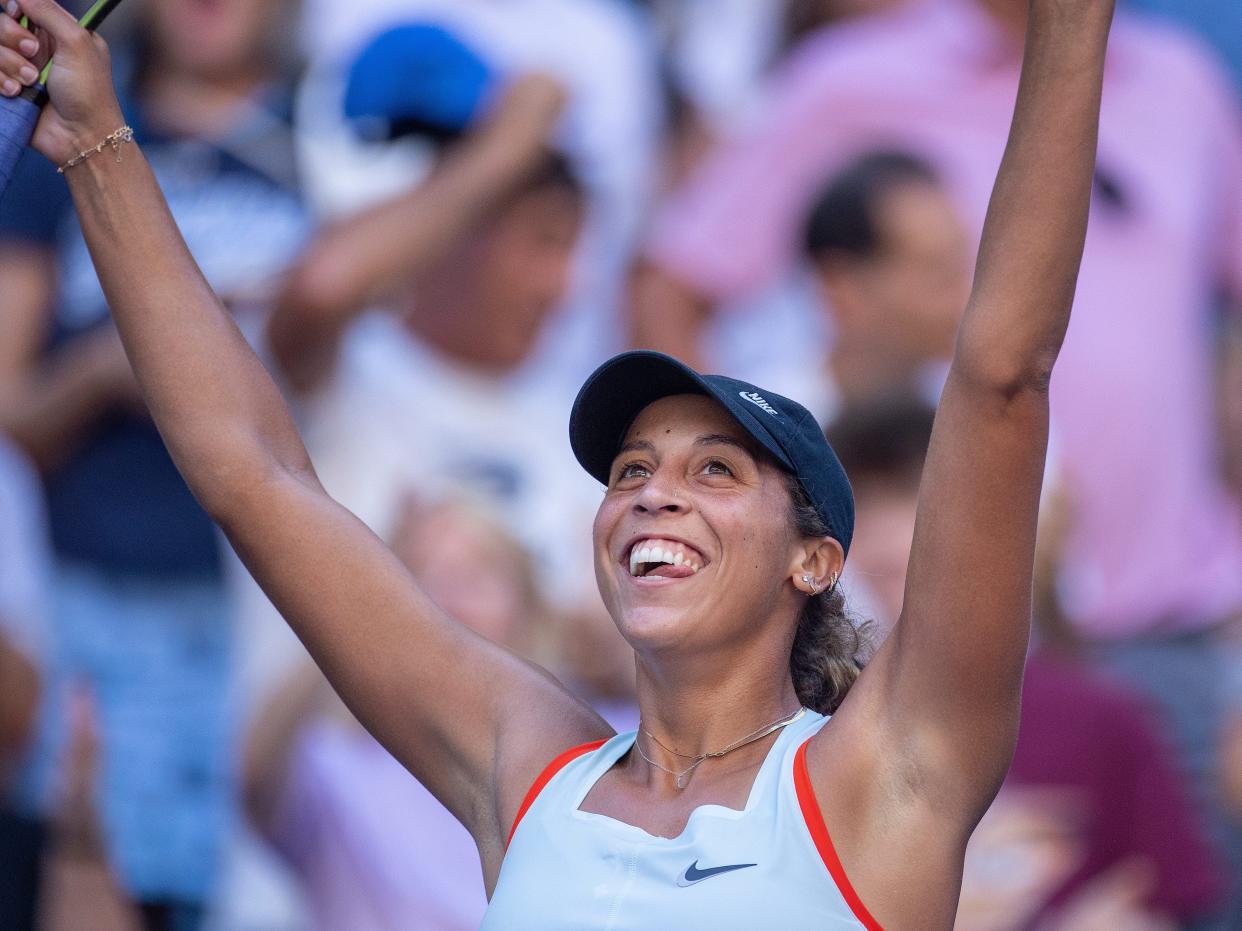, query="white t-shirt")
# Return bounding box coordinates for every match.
[303,315,605,612]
